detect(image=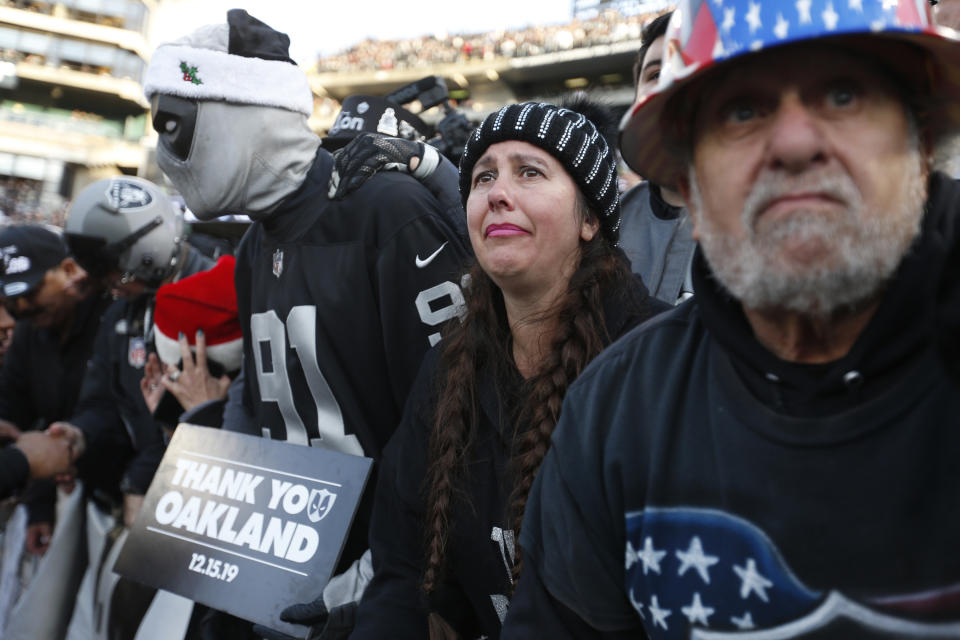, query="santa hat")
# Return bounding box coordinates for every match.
[143,9,313,116]
[153,255,242,373]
